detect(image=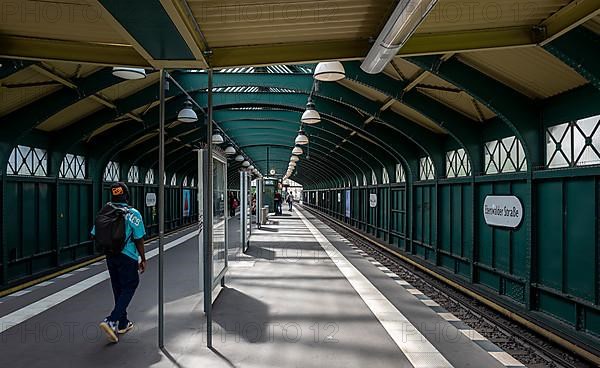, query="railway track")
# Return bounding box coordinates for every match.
[307,208,594,368]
